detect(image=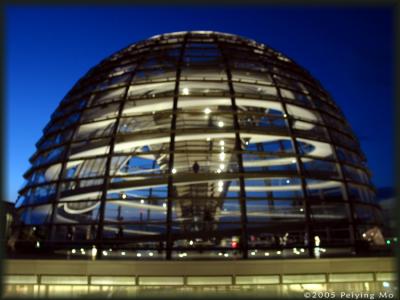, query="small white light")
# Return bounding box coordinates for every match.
[183,252,187,257]
[314,236,321,247]
[33,227,36,231]
[300,248,305,253]
[264,252,270,256]
[121,251,126,256]
[218,186,223,192]
[35,241,40,248]
[121,193,127,199]
[245,141,249,145]
[102,251,108,256]
[140,199,145,204]
[204,107,212,114]
[219,152,225,161]
[206,137,211,141]
[80,248,84,252]
[250,251,256,256]
[218,252,223,256]
[218,180,223,187]
[300,208,304,212]
[109,248,112,252]
[286,179,290,184]
[218,121,224,128]
[182,87,190,95]
[72,249,76,254]
[362,233,367,238]
[163,203,167,208]
[137,253,142,257]
[219,164,225,170]
[216,169,222,174]
[189,240,194,246]
[224,253,229,257]
[277,251,282,255]
[283,114,287,118]
[291,159,297,163]
[383,282,390,288]
[171,168,177,174]
[219,140,225,146]
[149,252,154,257]
[81,250,86,255]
